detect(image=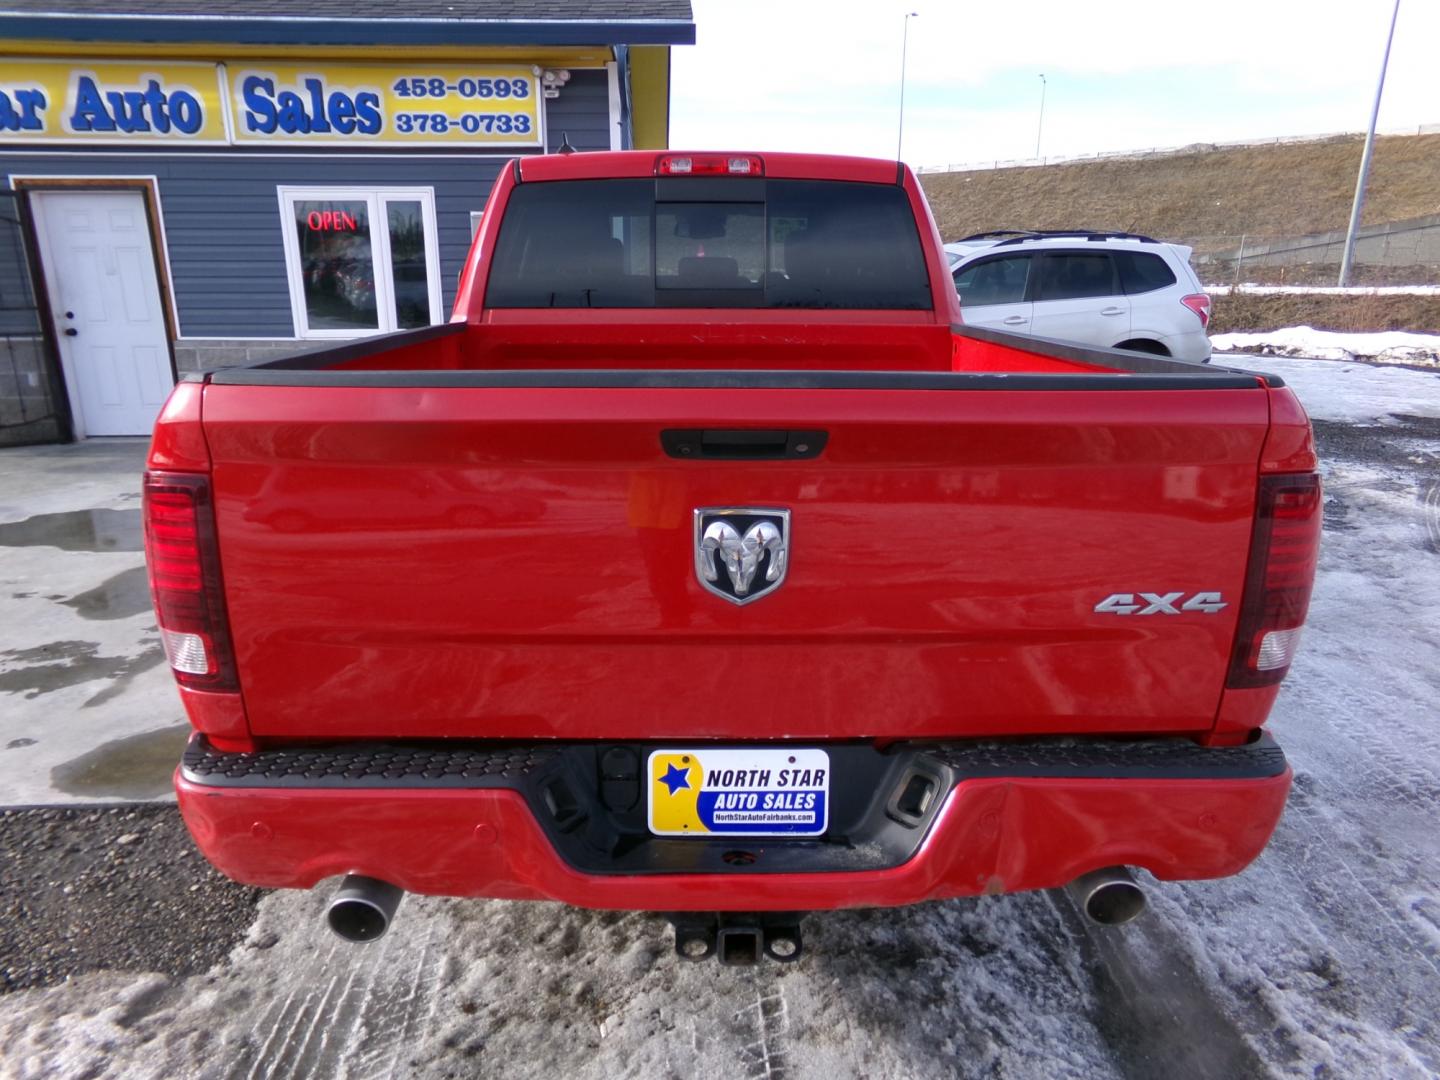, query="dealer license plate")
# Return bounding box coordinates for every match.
[646,748,830,838]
